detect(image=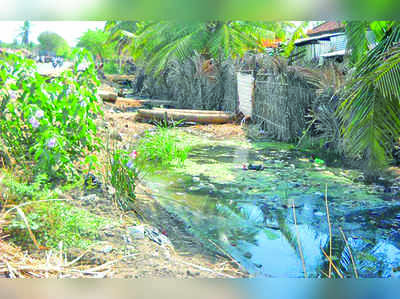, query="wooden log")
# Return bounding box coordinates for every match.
[105,74,135,82]
[115,97,143,107]
[98,89,117,102]
[136,99,175,107]
[137,109,234,124]
[152,108,230,115]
